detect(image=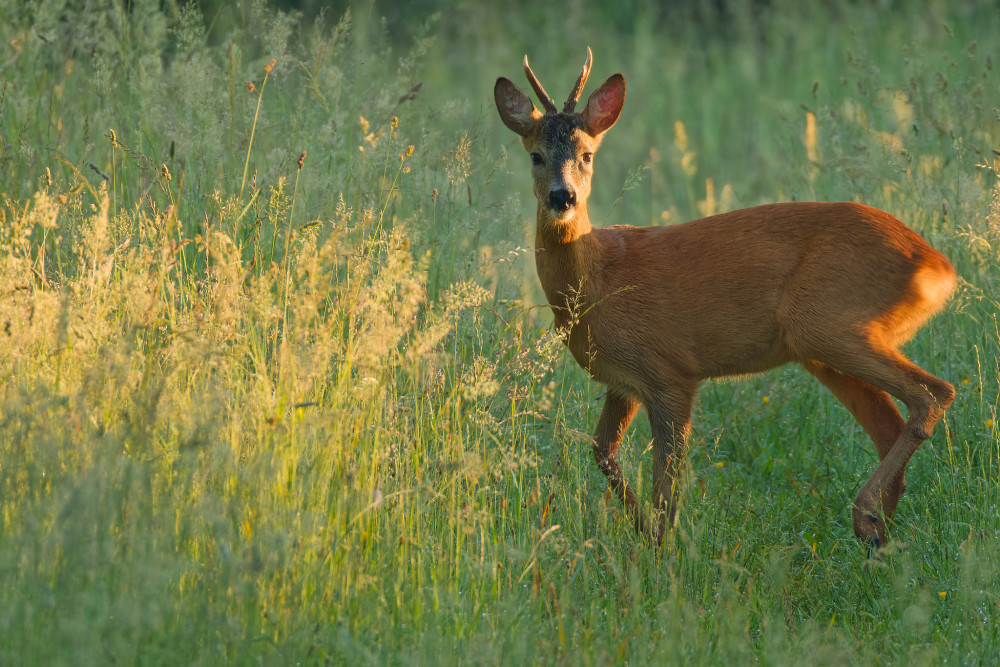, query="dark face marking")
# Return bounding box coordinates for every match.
[524,113,601,219]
